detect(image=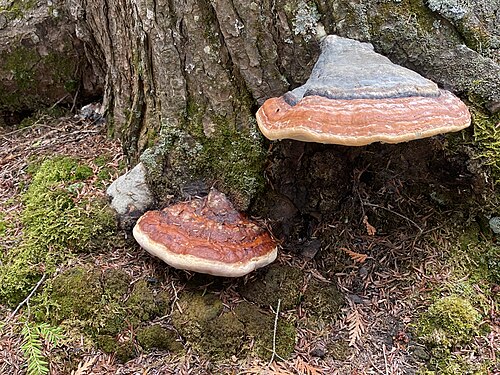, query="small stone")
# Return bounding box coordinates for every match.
[309,346,326,358]
[489,217,500,234]
[107,163,154,230]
